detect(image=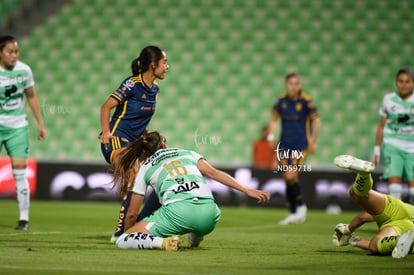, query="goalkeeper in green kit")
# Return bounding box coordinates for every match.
[332,155,414,259]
